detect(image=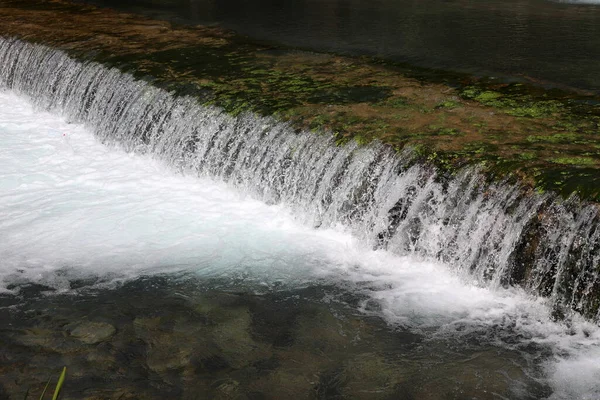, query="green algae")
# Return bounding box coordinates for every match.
[435,100,461,109]
[460,86,565,118]
[527,133,582,144]
[2,0,600,201]
[519,152,537,161]
[380,96,412,108]
[551,156,597,166]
